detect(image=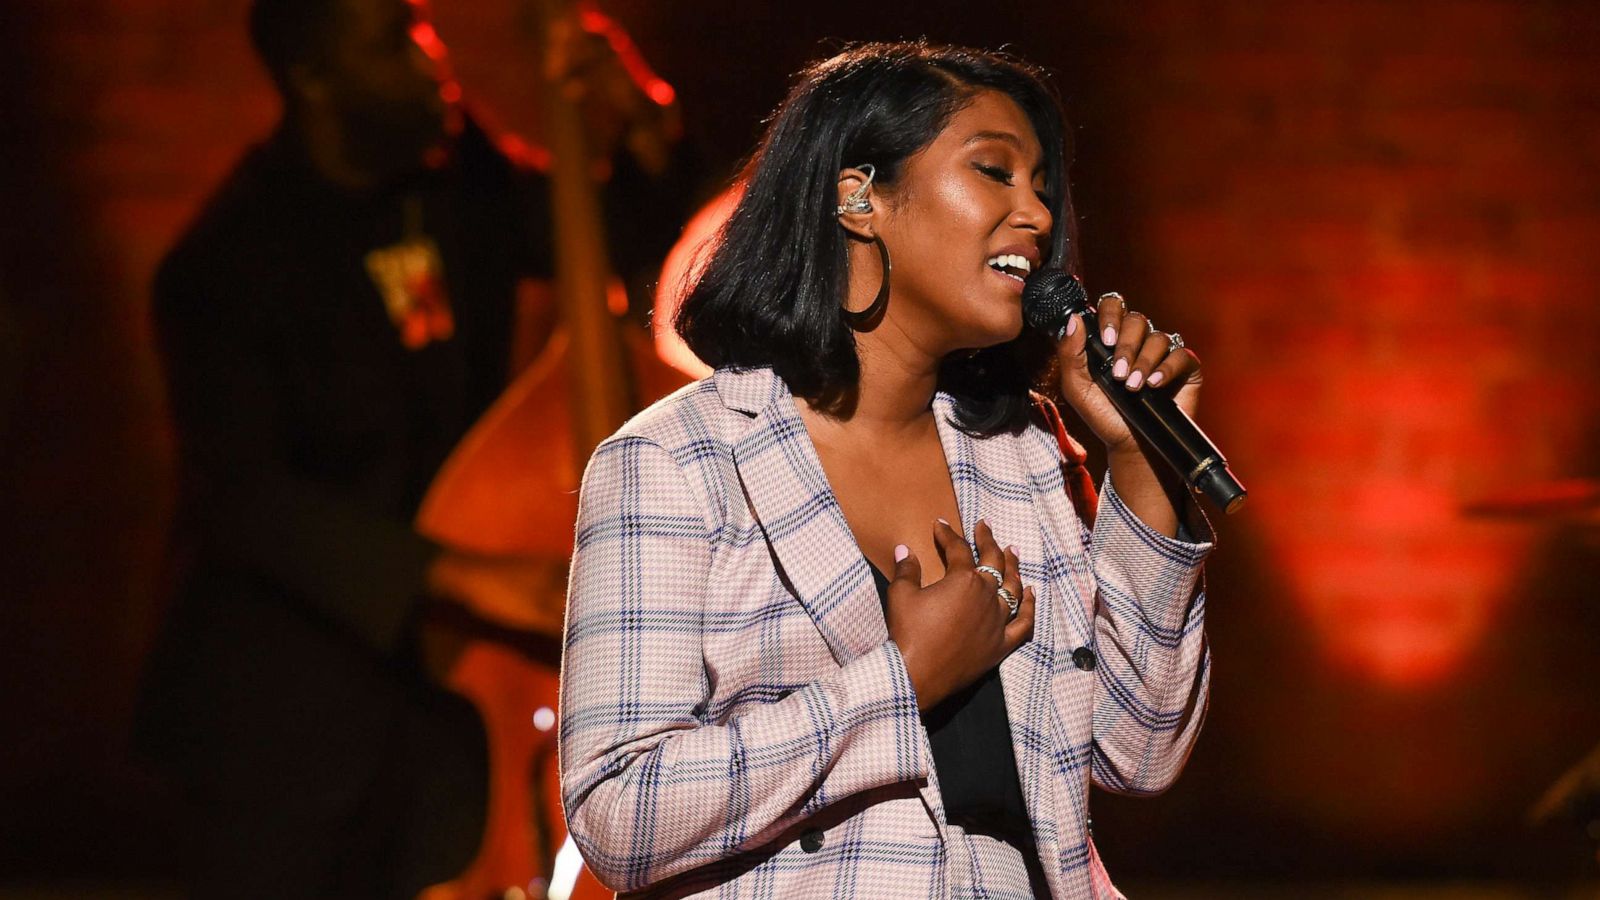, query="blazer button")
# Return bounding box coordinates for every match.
[1072,646,1097,671]
[799,827,825,853]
